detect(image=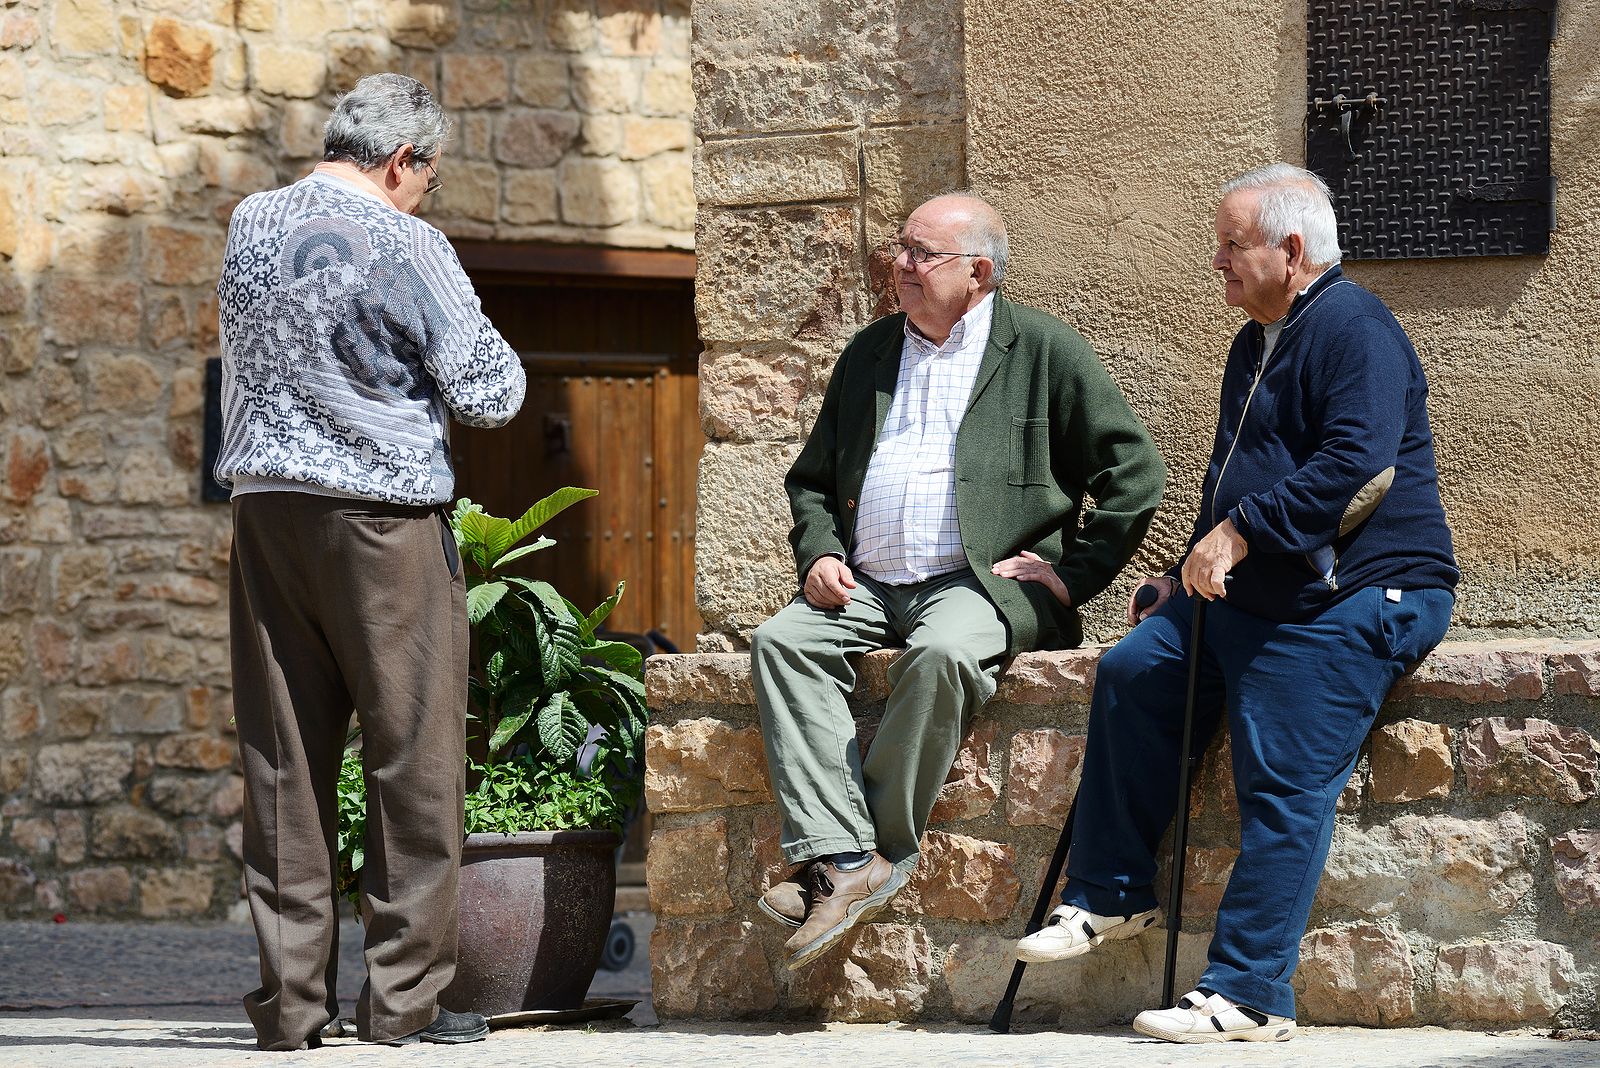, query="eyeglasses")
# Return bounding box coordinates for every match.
[887,241,979,266]
[422,160,442,196]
